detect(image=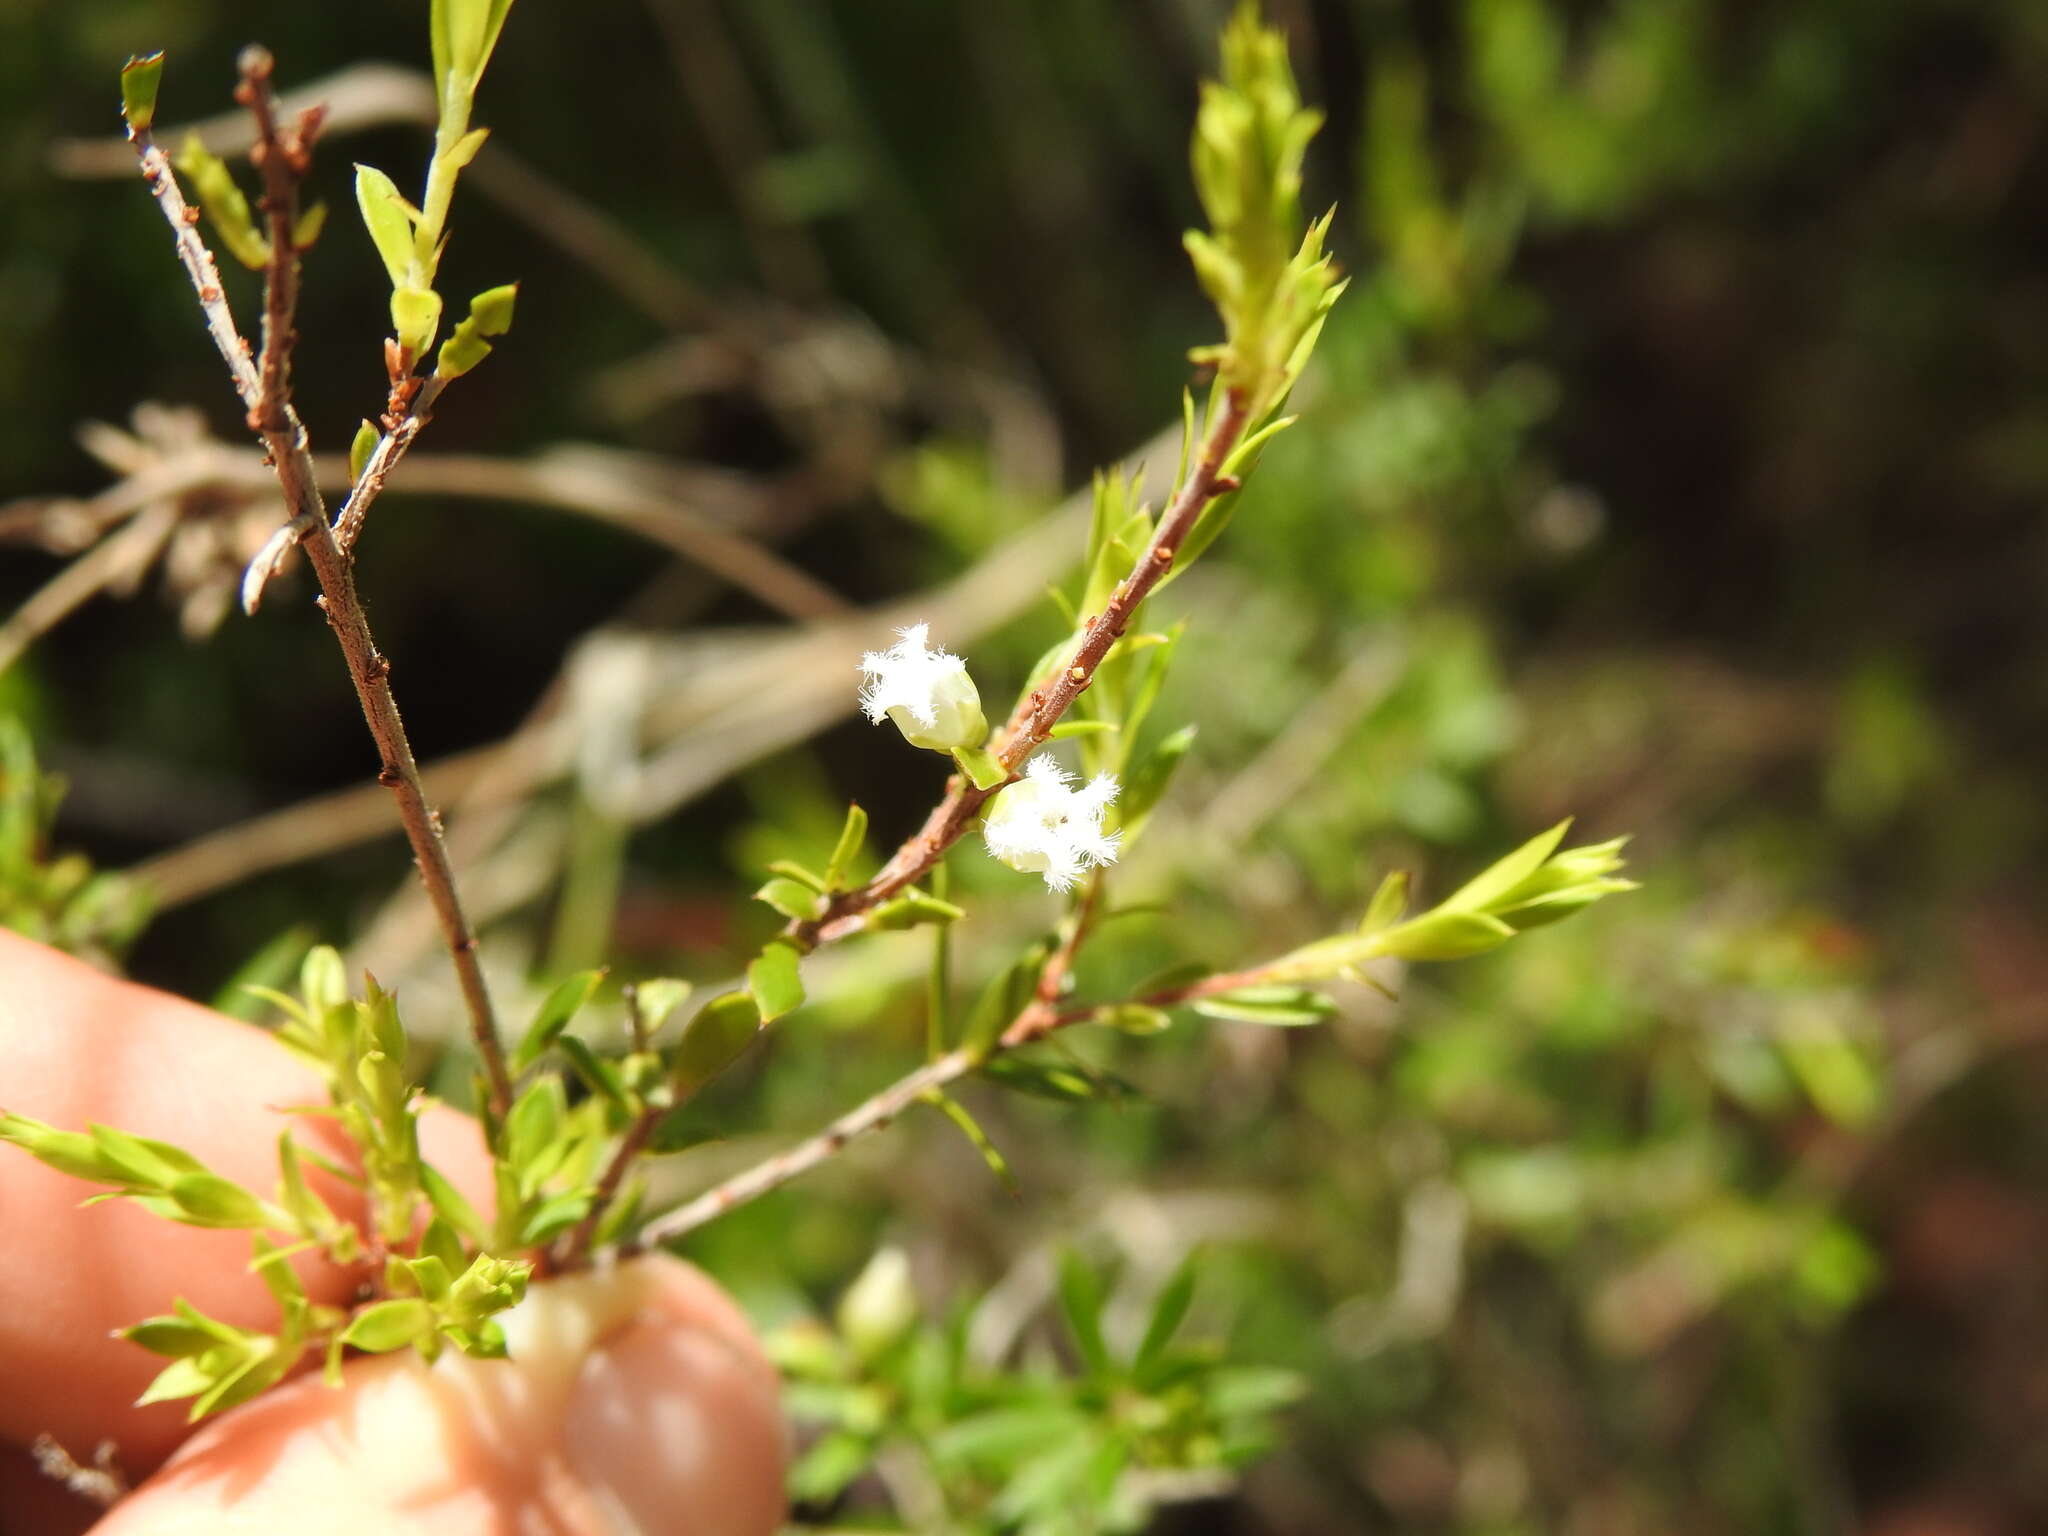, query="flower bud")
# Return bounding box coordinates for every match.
[982,756,1121,892]
[858,623,987,753]
[836,1246,919,1359]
